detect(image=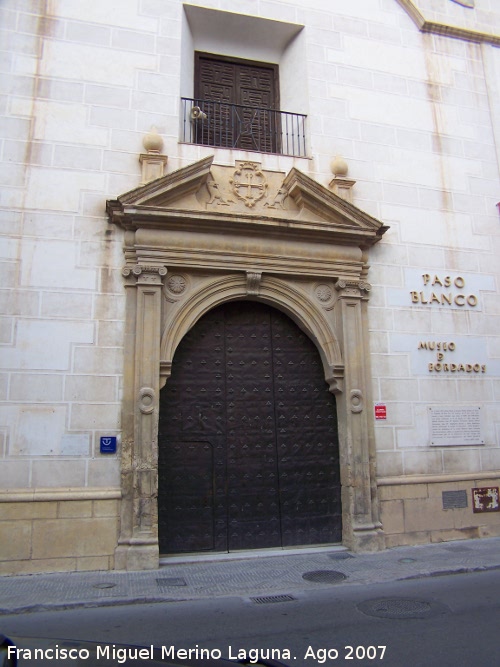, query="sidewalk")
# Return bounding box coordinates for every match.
[1,537,500,615]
